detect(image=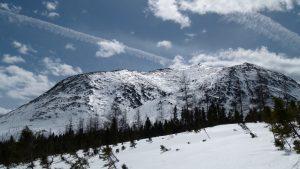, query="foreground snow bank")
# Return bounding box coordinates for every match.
[10,123,300,169]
